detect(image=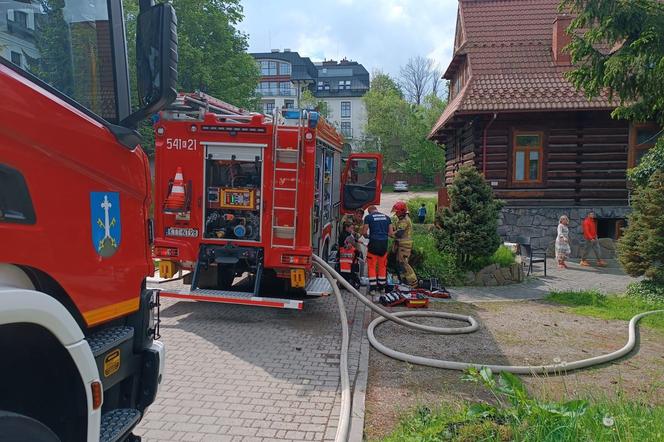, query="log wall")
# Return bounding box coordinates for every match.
[444,111,630,206]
